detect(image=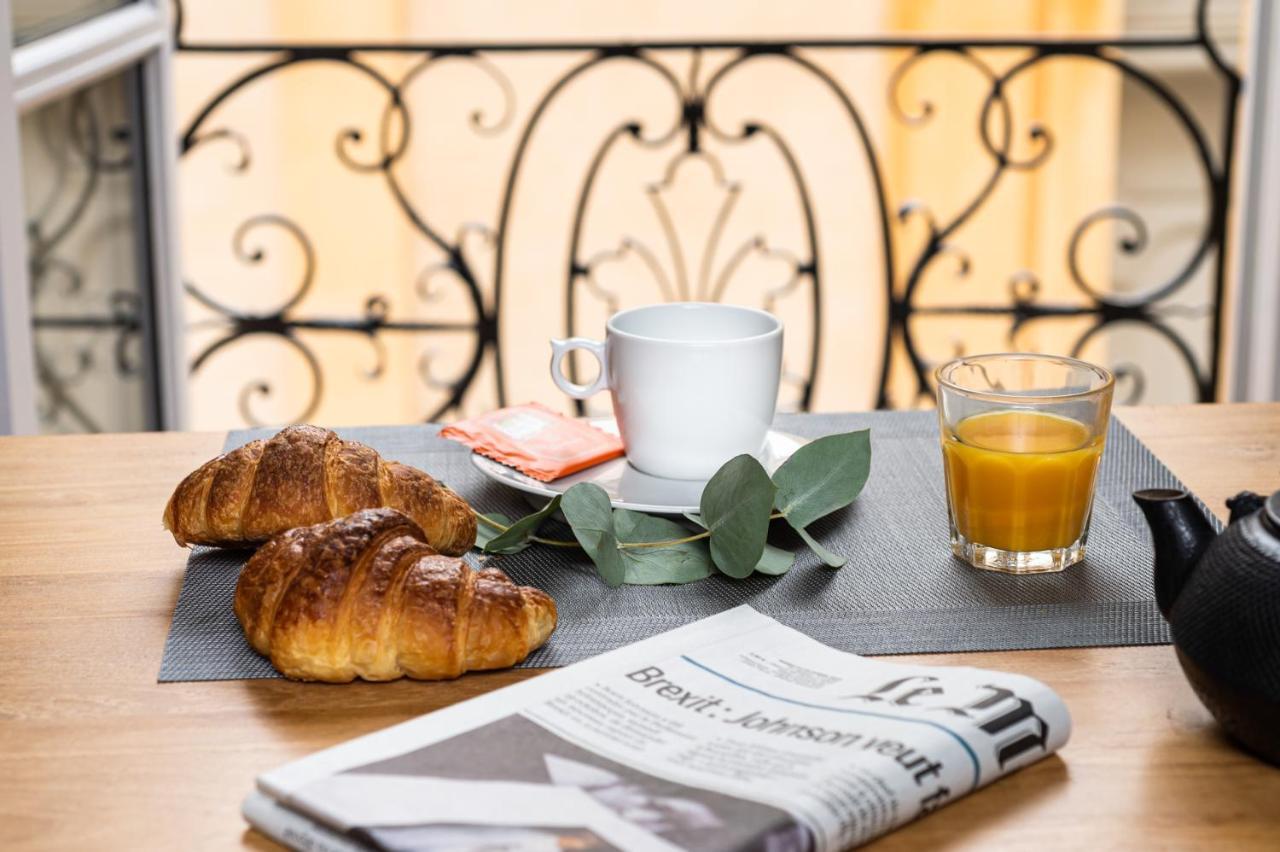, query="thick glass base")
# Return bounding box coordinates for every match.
[950,531,1085,574]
